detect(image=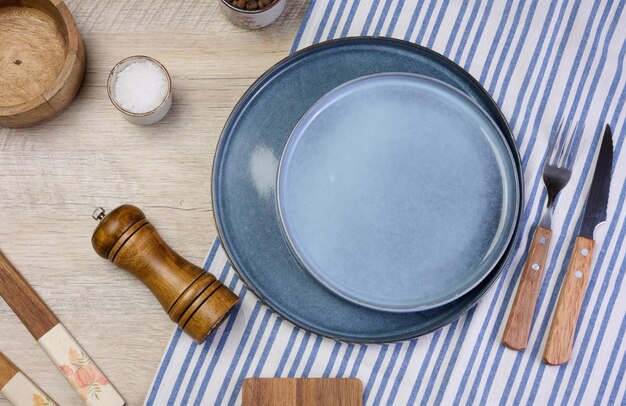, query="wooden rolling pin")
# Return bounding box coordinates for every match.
[91,205,239,343]
[0,251,124,406]
[0,351,57,406]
